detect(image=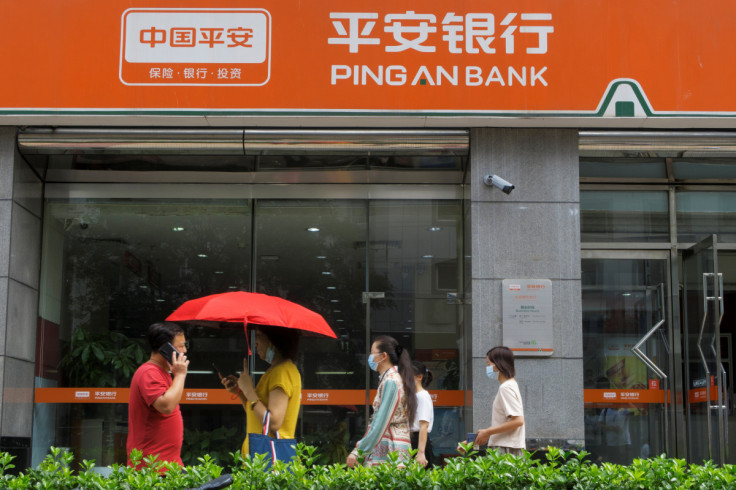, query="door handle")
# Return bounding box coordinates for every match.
[362,291,385,303]
[631,319,667,379]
